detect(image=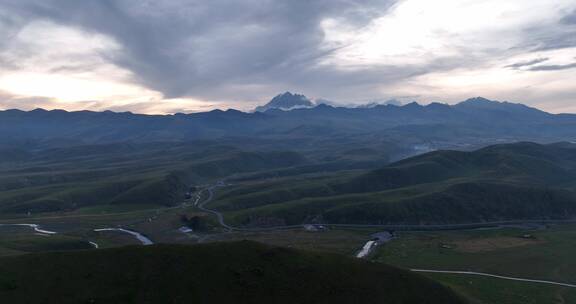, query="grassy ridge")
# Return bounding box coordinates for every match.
[0,241,466,304]
[0,142,307,216]
[213,142,576,226]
